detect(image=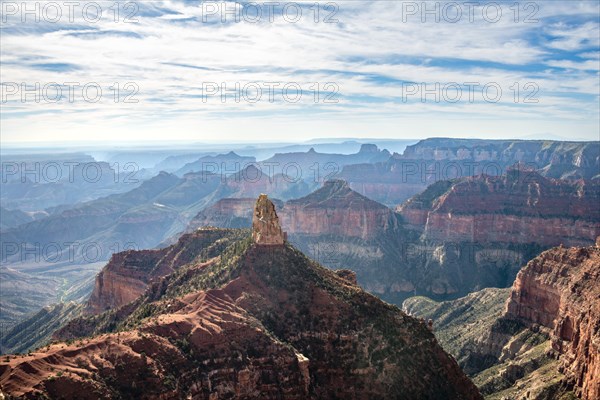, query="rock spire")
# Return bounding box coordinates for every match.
[252,194,286,245]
